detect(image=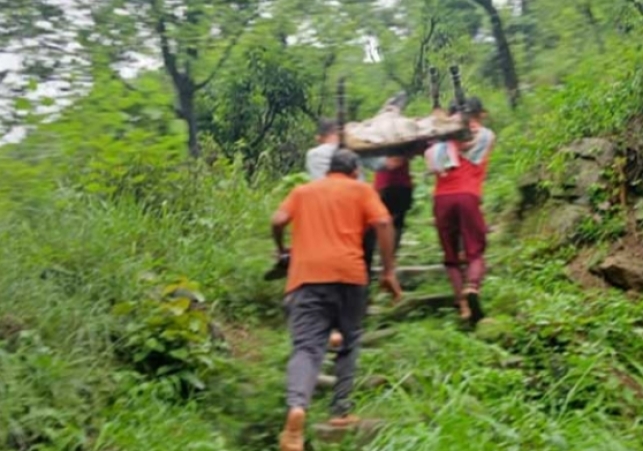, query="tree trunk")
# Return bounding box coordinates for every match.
[179,88,200,159]
[472,0,520,108]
